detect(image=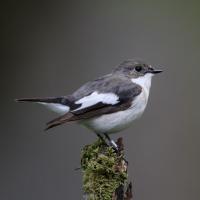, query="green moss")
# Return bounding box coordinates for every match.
[81,139,127,200]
